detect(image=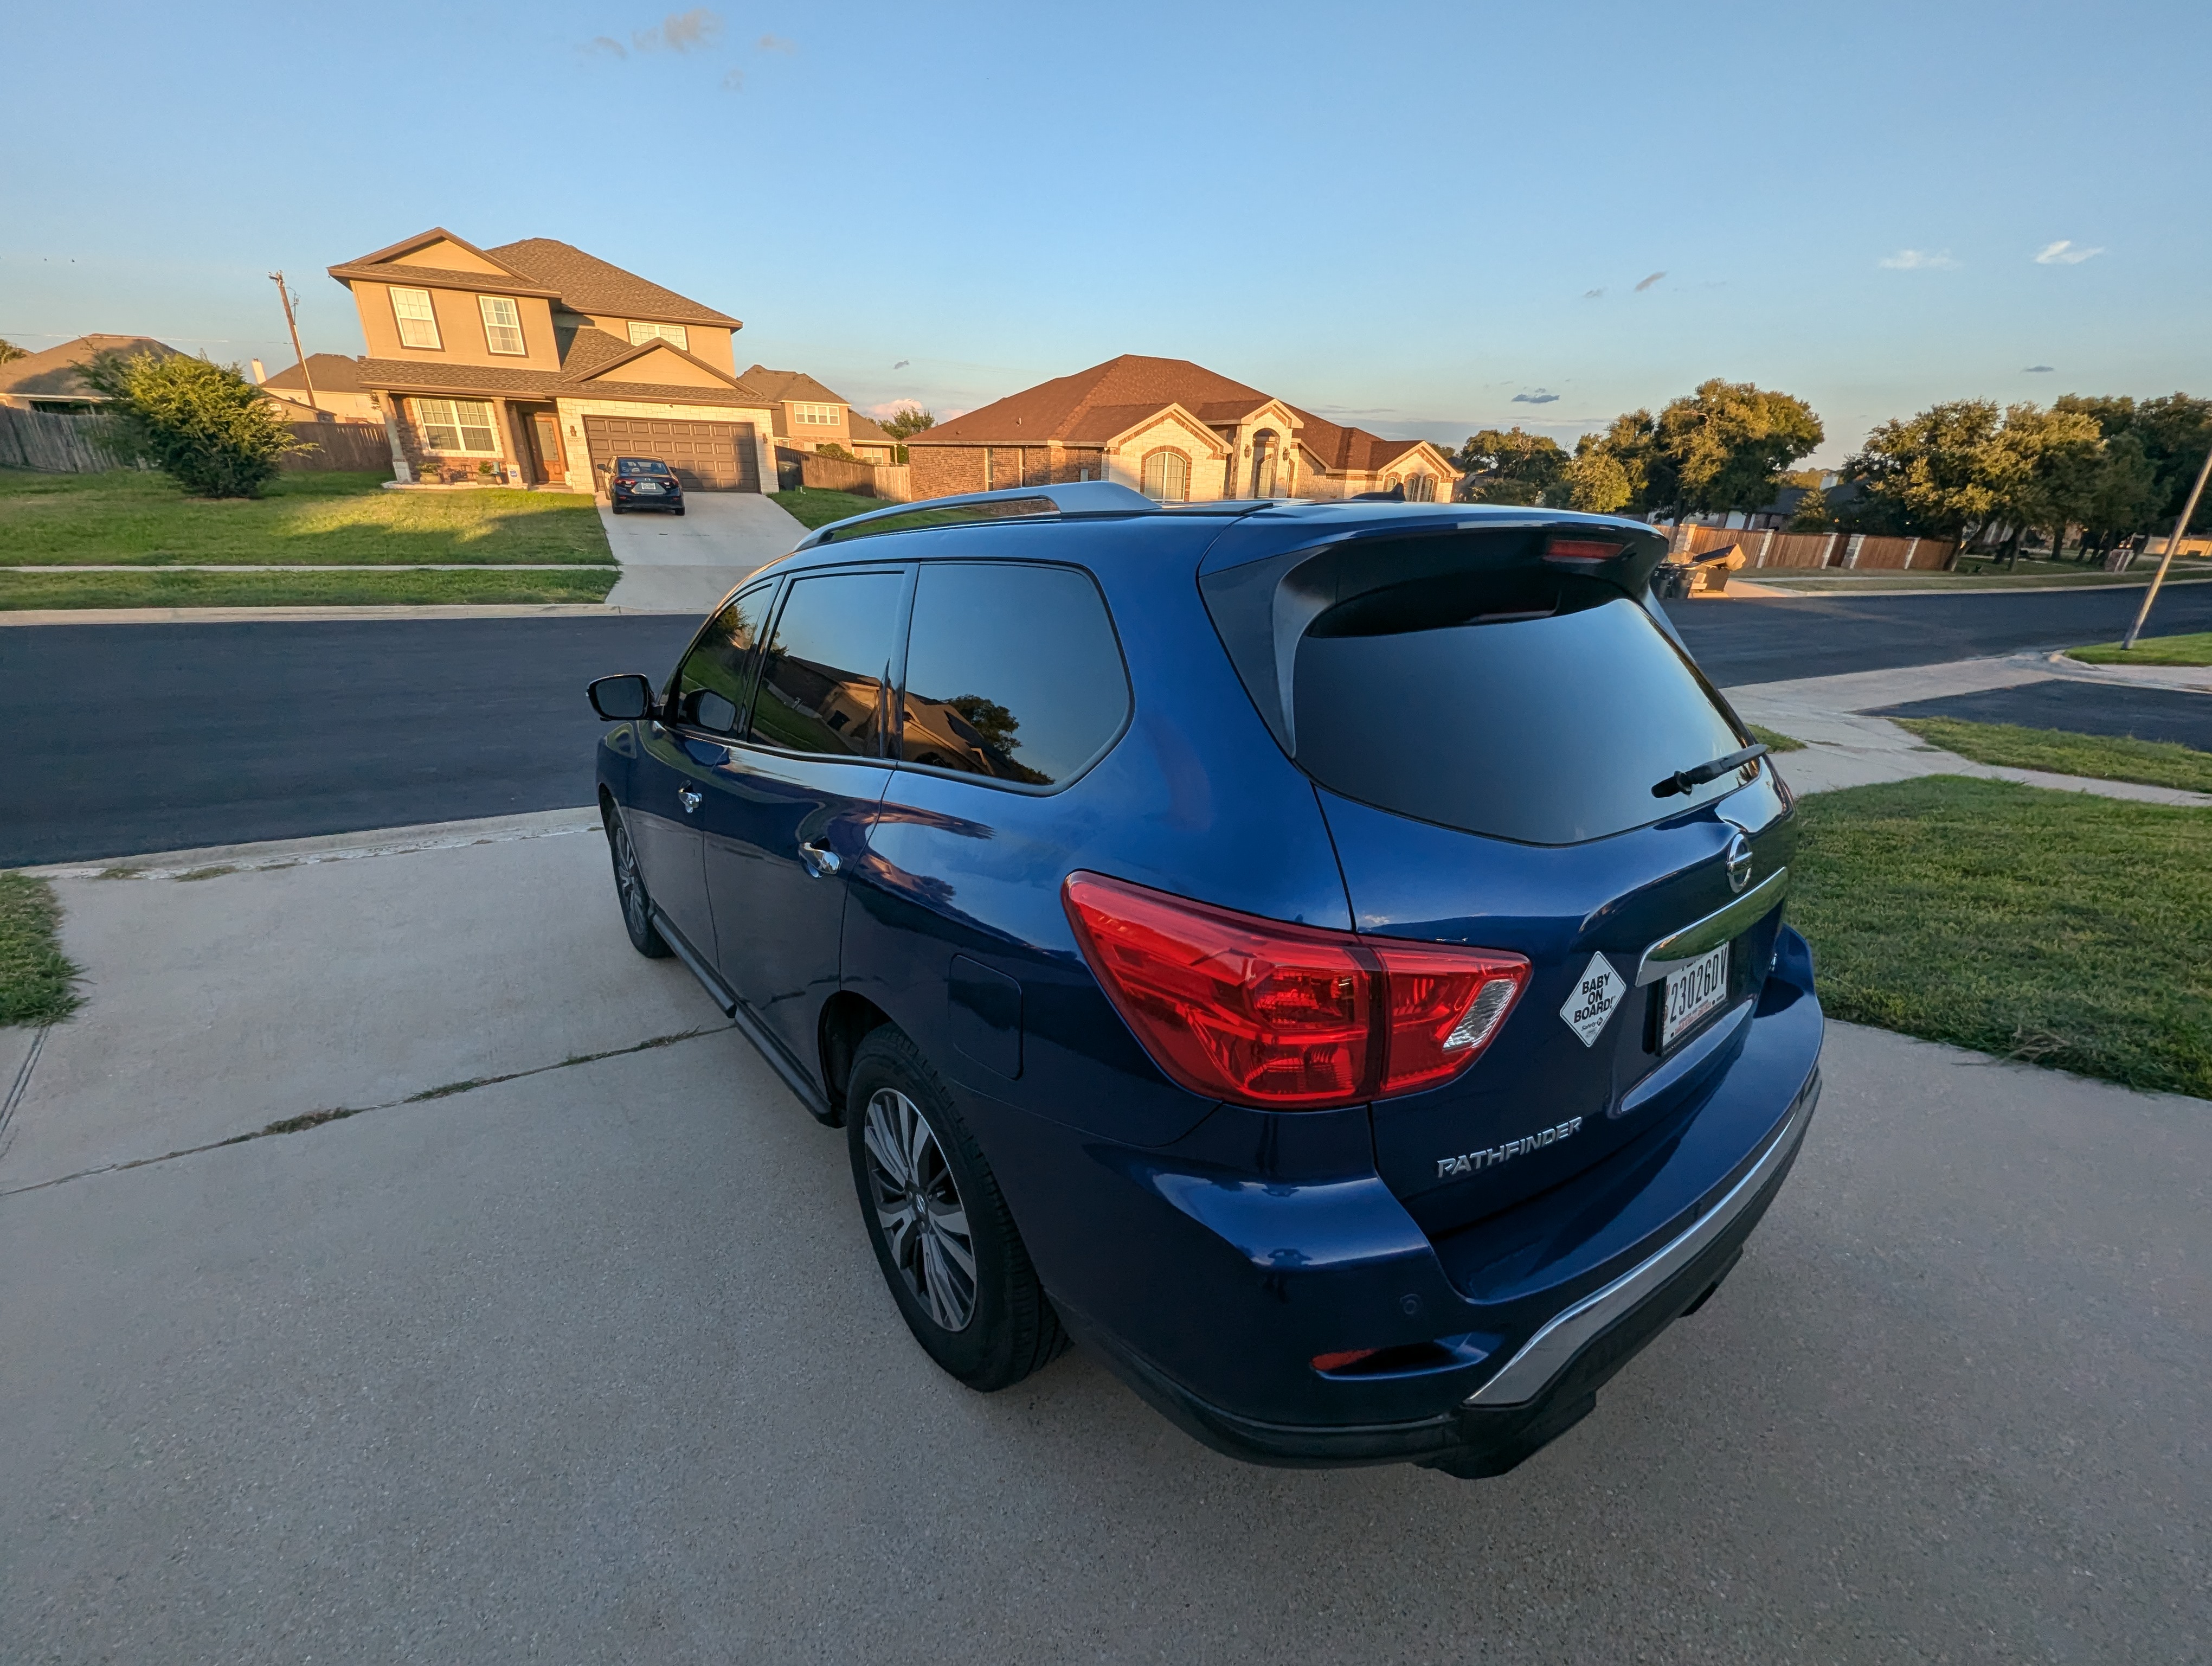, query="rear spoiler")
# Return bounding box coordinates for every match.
[793,480,1157,548]
[1197,514,1671,759]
